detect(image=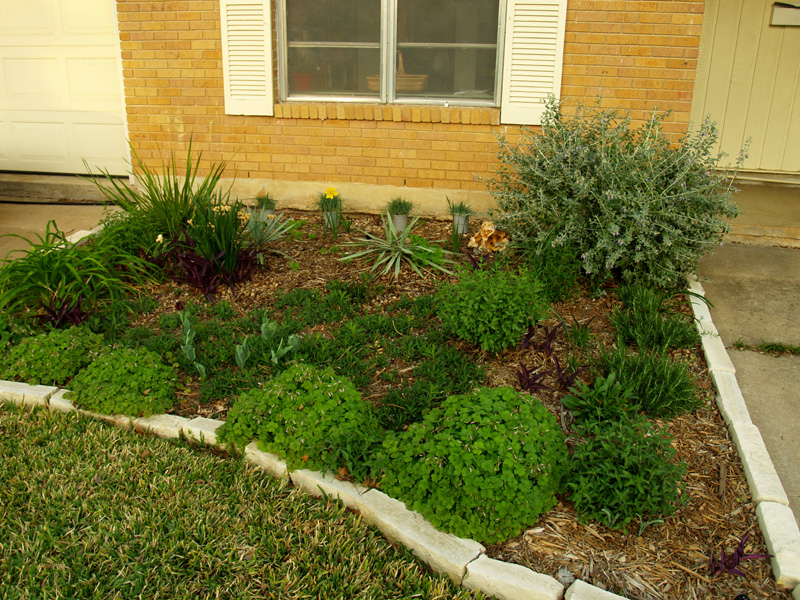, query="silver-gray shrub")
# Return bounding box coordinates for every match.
[486,97,744,288]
